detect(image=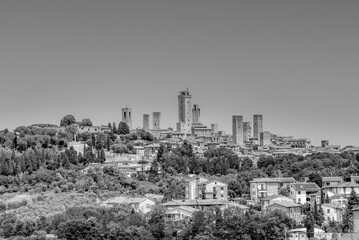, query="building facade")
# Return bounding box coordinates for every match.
[143,114,150,132]
[153,112,161,130]
[250,177,296,203]
[232,115,244,145]
[177,89,192,134]
[260,131,271,146]
[253,114,263,139]
[243,122,251,142]
[192,104,201,124]
[211,124,218,134]
[122,107,132,130]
